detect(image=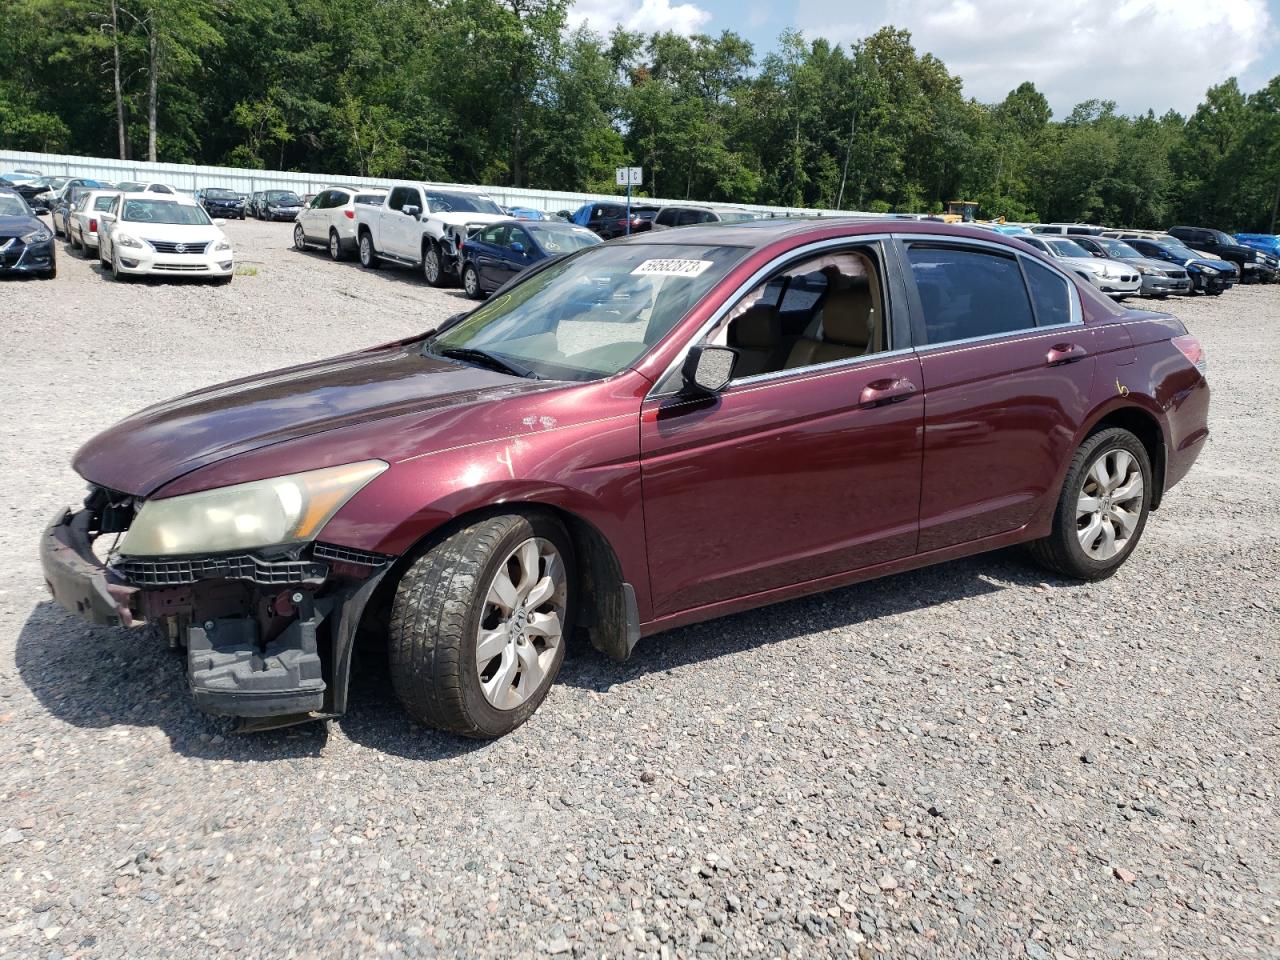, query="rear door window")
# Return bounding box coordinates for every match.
[907,244,1037,344]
